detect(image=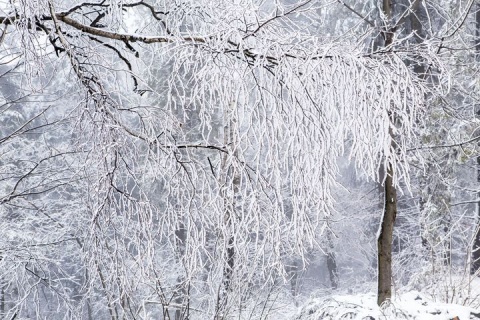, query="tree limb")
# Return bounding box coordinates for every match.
[56,13,205,44]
